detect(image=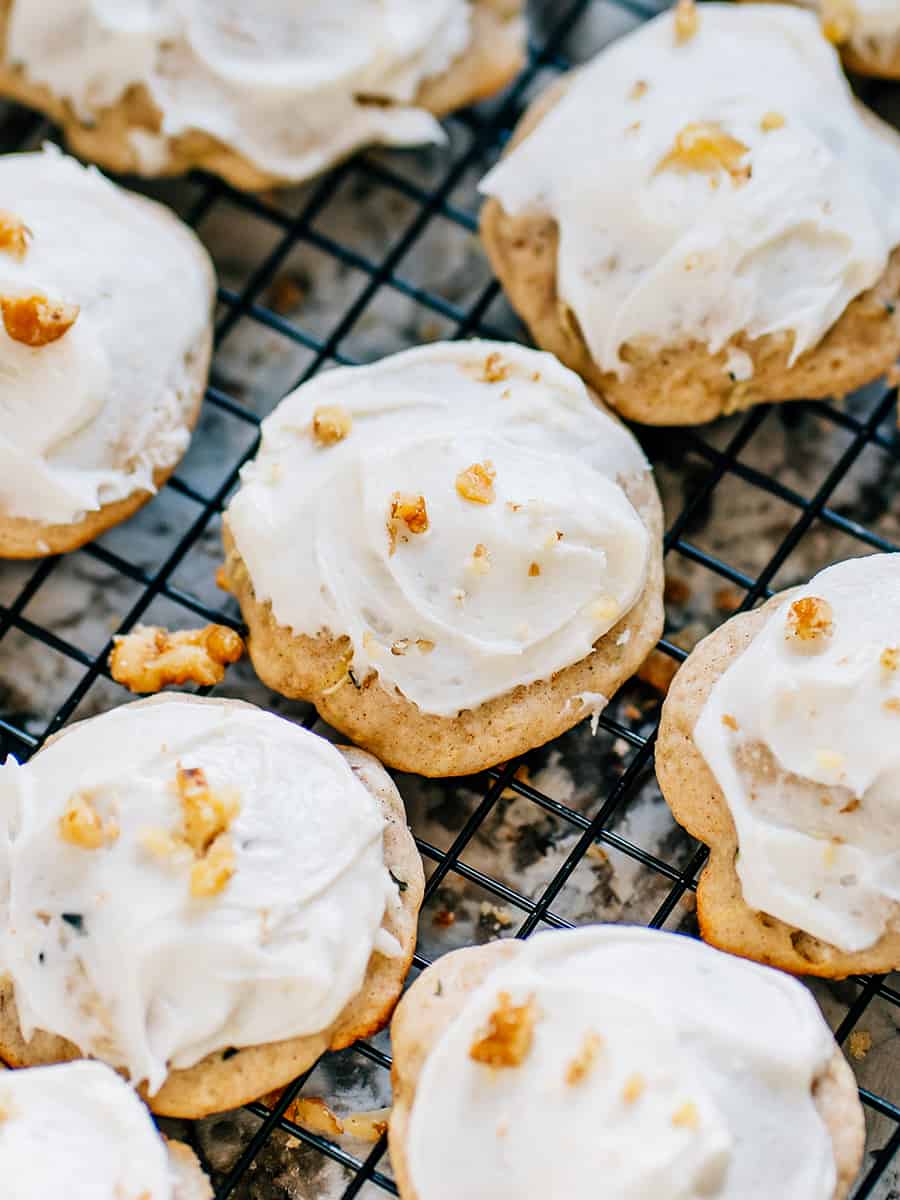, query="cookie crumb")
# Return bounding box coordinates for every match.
[672,1100,700,1128]
[784,597,833,648]
[58,791,119,850]
[456,461,496,505]
[433,908,456,928]
[849,1030,872,1060]
[760,111,785,132]
[110,624,244,693]
[622,1073,645,1104]
[312,404,352,447]
[481,352,510,383]
[565,1031,603,1085]
[673,0,699,42]
[470,992,538,1068]
[0,211,31,261]
[388,493,429,554]
[1,292,79,346]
